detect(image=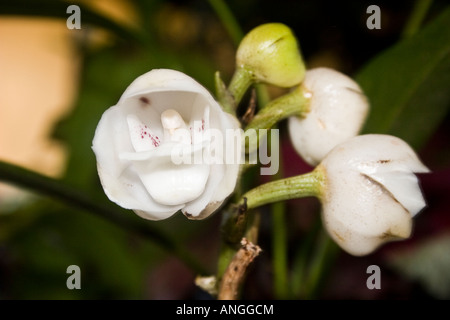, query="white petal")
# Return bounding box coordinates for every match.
[142,165,210,206]
[119,69,214,100]
[183,107,241,219]
[190,104,210,145]
[131,150,210,206]
[93,106,132,177]
[93,106,183,220]
[119,141,205,162]
[182,163,225,219]
[97,163,183,220]
[192,201,225,221]
[365,170,427,217]
[126,114,160,152]
[322,170,412,256]
[210,113,242,203]
[348,135,430,174]
[288,68,369,165]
